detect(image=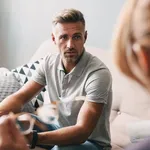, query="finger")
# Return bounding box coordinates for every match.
[8,117,28,146]
[0,116,14,145]
[0,116,28,150]
[0,115,8,124]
